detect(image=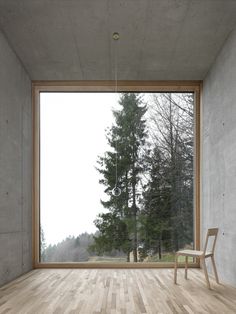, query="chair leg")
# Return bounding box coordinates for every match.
[174,254,178,284]
[211,255,219,284]
[201,258,211,289]
[185,256,188,279]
